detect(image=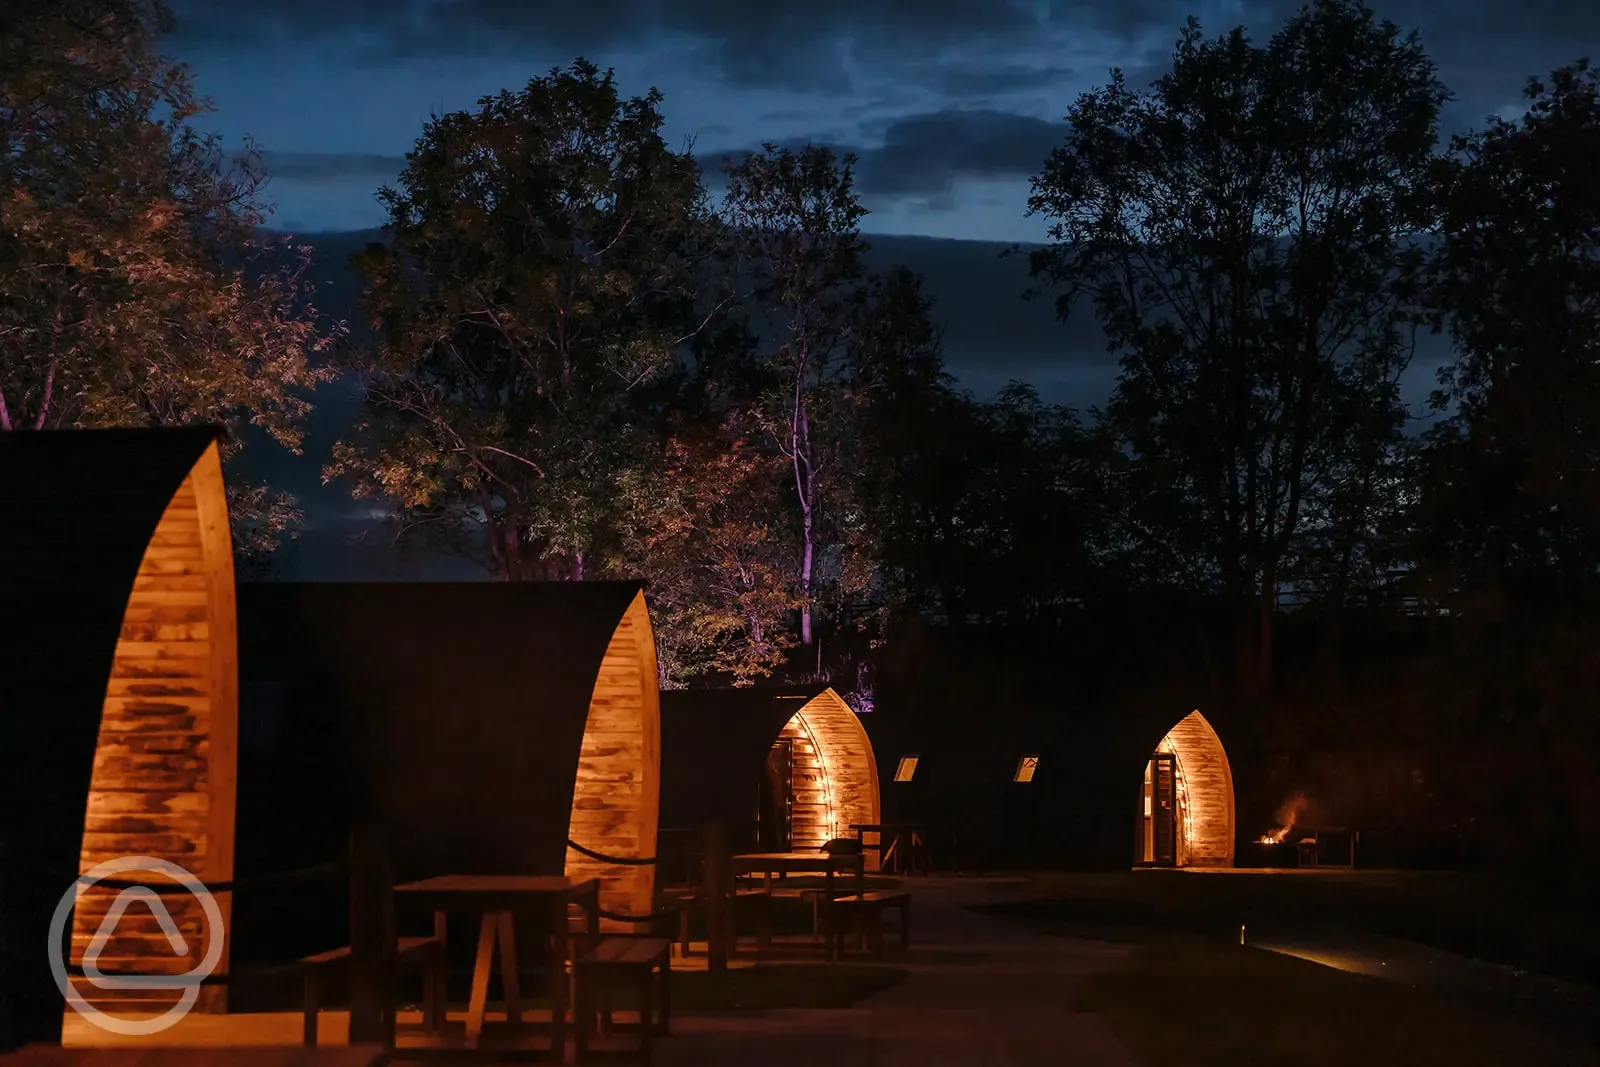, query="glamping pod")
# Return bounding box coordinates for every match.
[234,581,660,945]
[659,687,880,869]
[865,698,1239,871]
[861,697,1051,871]
[0,428,238,1046]
[1134,710,1235,868]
